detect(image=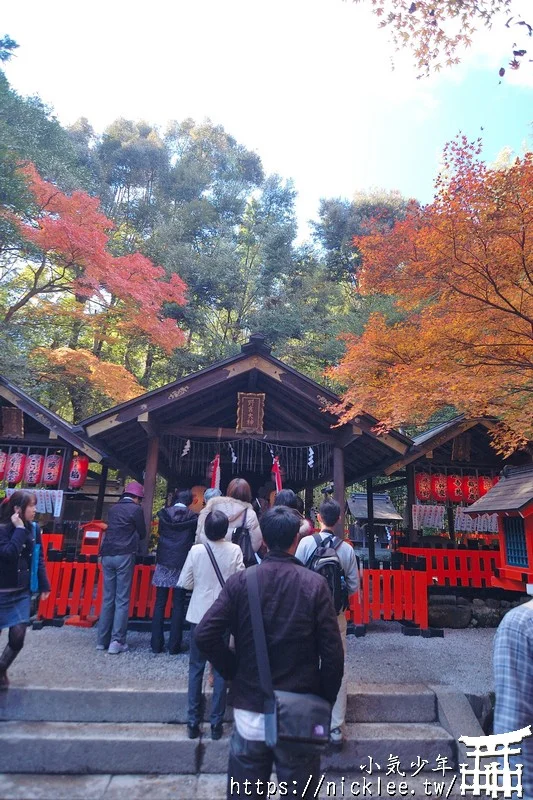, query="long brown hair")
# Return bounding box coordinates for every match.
[226,478,252,504]
[0,490,37,525]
